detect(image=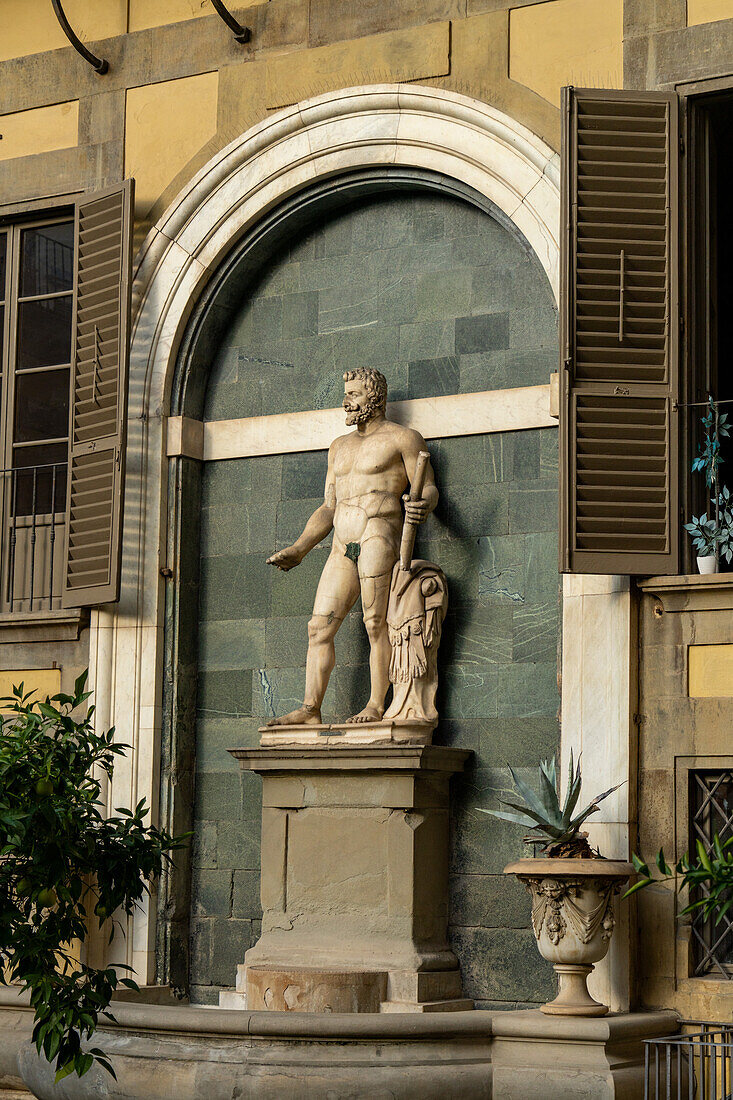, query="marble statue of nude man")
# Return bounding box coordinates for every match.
[266,368,438,725]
